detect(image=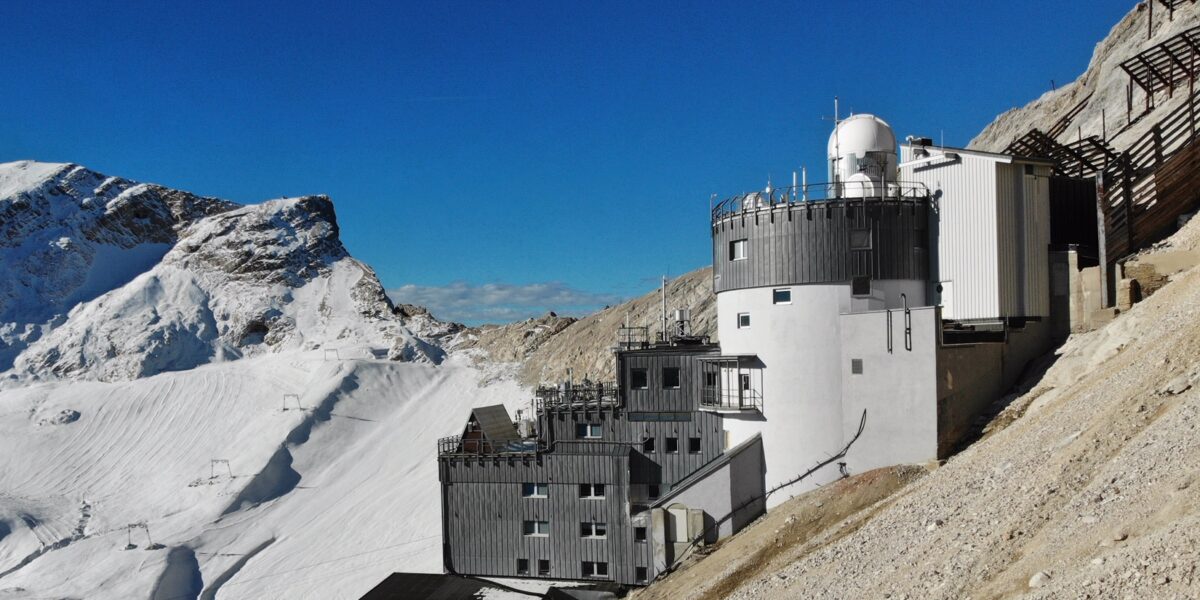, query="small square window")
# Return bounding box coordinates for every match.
[576,423,602,439]
[582,561,609,578]
[737,313,751,329]
[851,358,864,375]
[642,436,655,453]
[523,520,550,536]
[665,437,678,453]
[630,368,648,390]
[772,288,791,304]
[851,276,872,297]
[579,483,605,499]
[635,526,647,542]
[730,239,747,261]
[636,566,648,582]
[538,559,550,576]
[850,227,872,251]
[521,482,548,498]
[648,484,660,499]
[517,558,529,575]
[662,367,680,389]
[1024,164,1035,175]
[688,437,701,454]
[580,521,607,538]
